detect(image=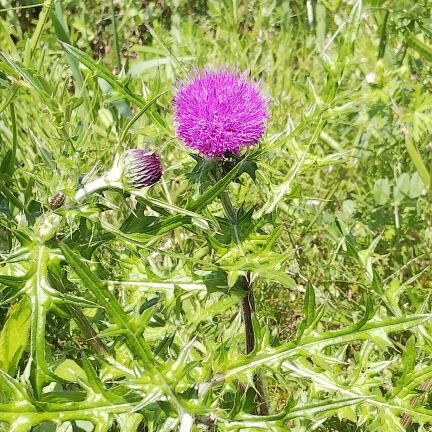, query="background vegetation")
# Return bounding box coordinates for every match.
[0,0,431,430]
